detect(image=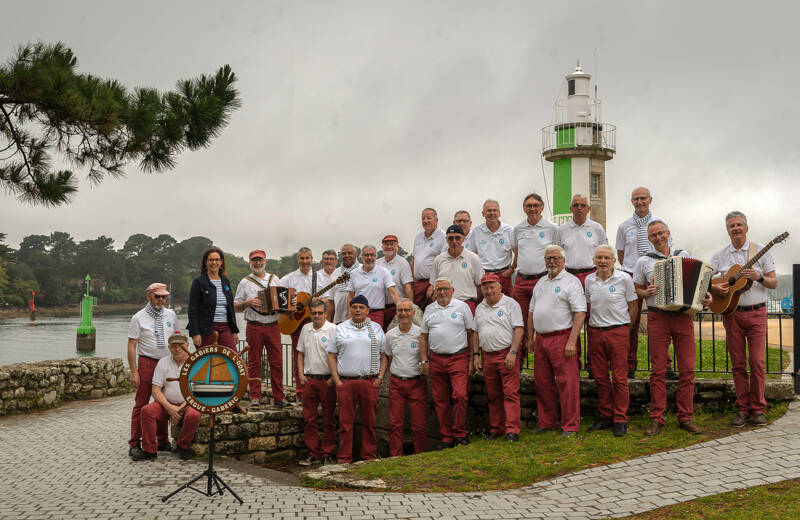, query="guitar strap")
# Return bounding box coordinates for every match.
[247,274,276,315]
[747,242,757,265]
[312,268,317,295]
